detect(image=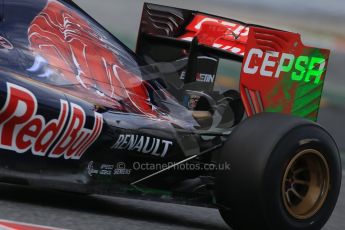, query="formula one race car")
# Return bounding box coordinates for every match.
[0,0,341,229]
